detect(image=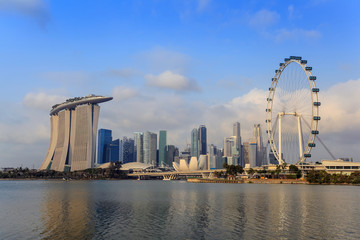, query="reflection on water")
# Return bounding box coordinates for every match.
[0,181,360,239]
